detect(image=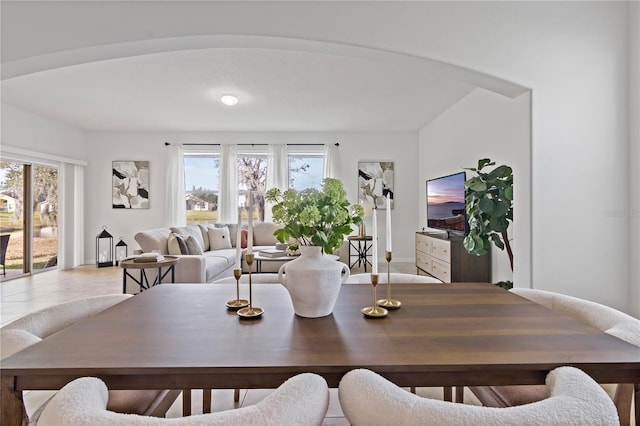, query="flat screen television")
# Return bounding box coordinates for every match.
[426,171,468,235]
